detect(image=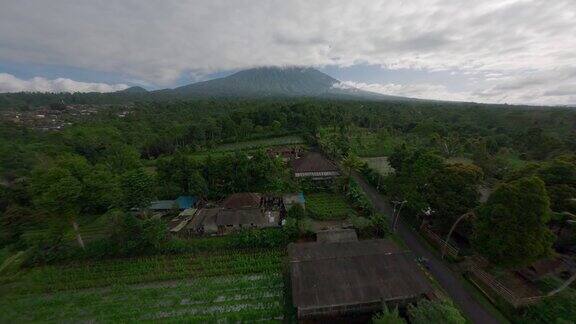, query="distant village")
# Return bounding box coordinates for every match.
[0,103,132,131]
